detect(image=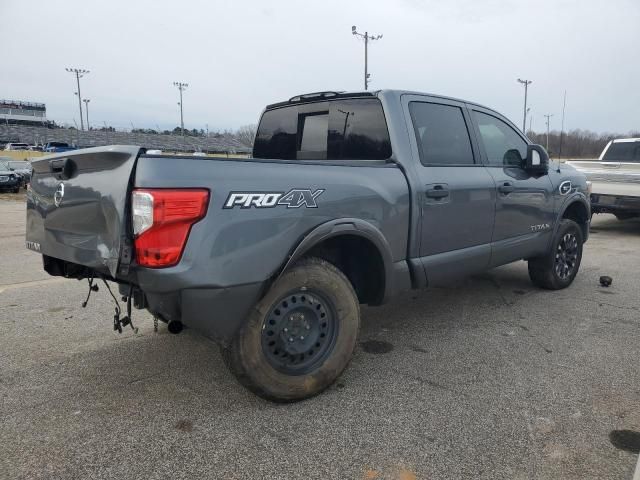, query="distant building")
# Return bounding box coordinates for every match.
[0,100,48,126]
